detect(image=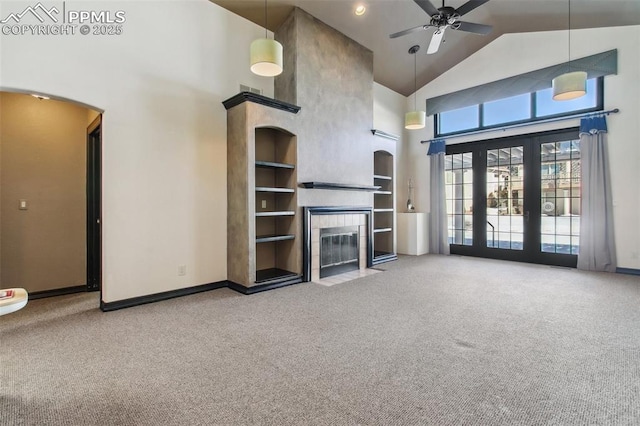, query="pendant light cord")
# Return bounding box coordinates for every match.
[414,52,417,110]
[264,0,268,38]
[567,0,571,70]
